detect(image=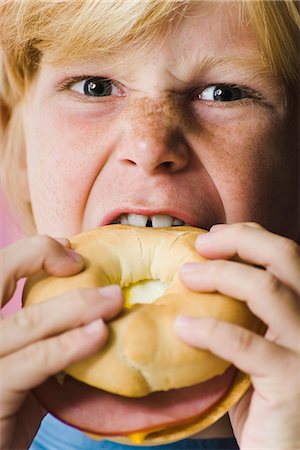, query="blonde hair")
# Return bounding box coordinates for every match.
[0,0,299,233]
